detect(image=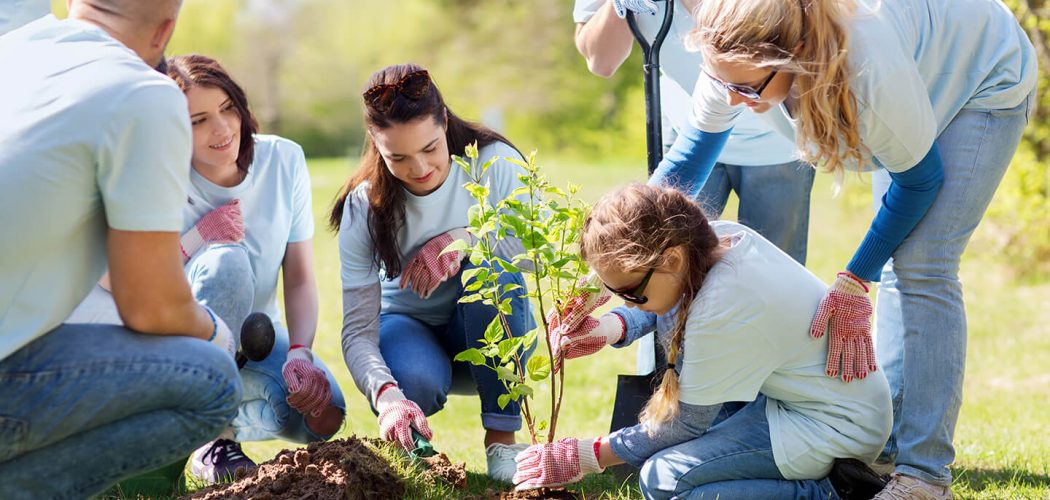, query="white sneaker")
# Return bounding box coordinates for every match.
[873,473,953,500]
[870,459,896,476]
[486,442,529,483]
